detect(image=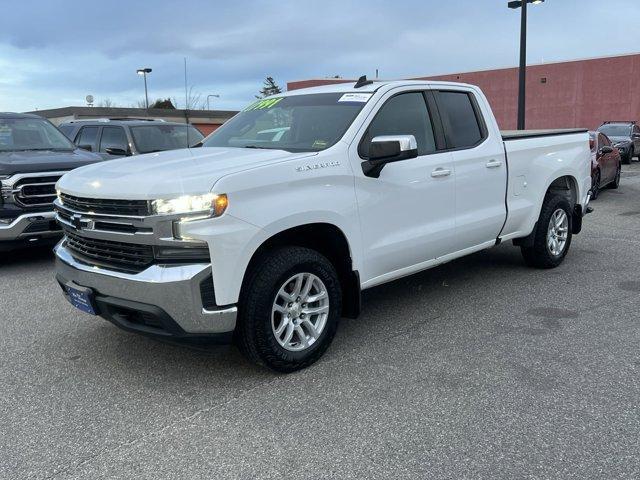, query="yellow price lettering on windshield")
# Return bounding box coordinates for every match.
[244,97,284,111]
